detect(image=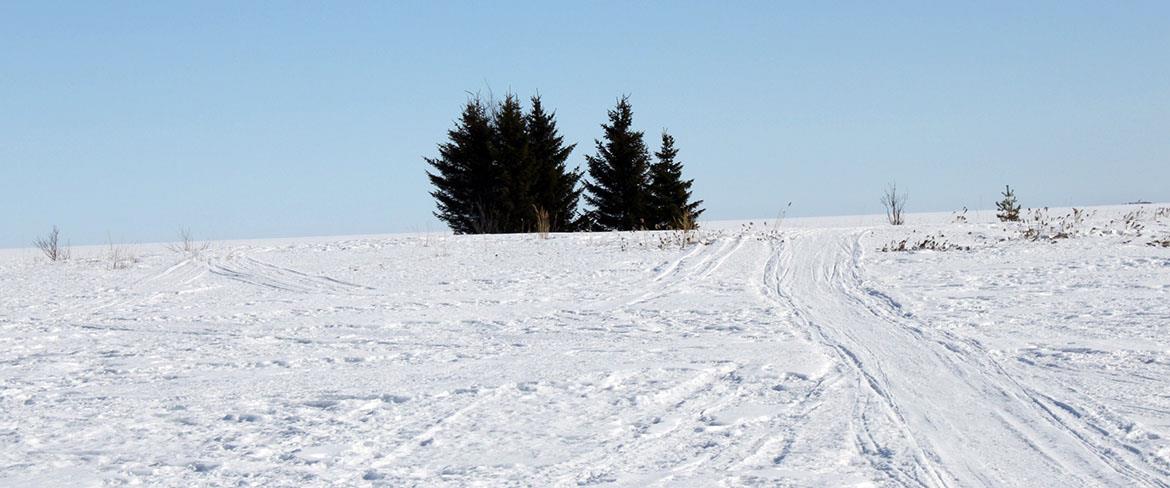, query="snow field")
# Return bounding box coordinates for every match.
[1,204,1169,486]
